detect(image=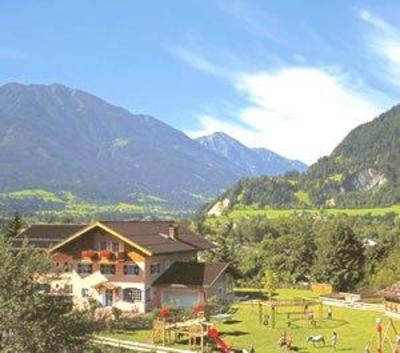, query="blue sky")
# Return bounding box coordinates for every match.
[1,0,399,163]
